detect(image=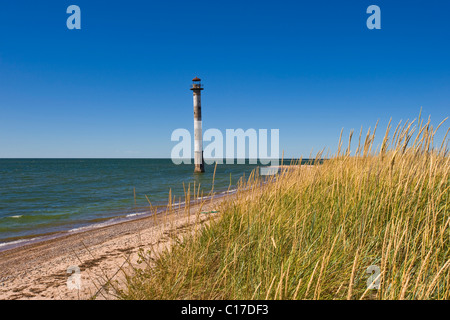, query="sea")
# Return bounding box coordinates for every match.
[0,158,300,251]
